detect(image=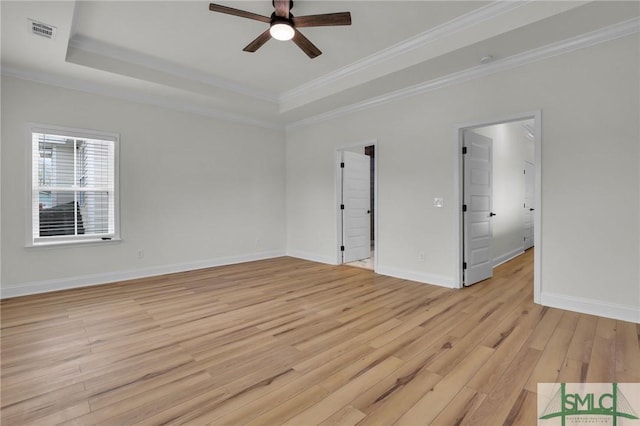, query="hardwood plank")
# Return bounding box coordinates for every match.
[213,363,347,425]
[281,356,404,425]
[355,370,442,426]
[527,308,564,351]
[394,346,494,425]
[586,335,616,382]
[425,313,498,377]
[1,250,638,425]
[557,356,588,383]
[317,405,365,426]
[292,318,401,374]
[243,385,329,426]
[464,347,542,425]
[502,389,538,426]
[616,320,640,381]
[21,402,91,426]
[136,368,299,425]
[66,371,213,424]
[557,310,581,332]
[524,325,574,392]
[430,386,486,426]
[595,316,617,339]
[467,324,532,394]
[1,383,88,425]
[87,362,211,412]
[566,314,598,364]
